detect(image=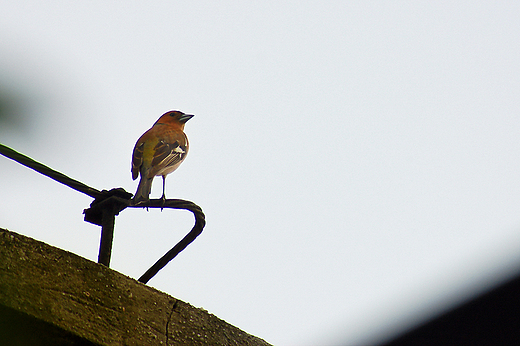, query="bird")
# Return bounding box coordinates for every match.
[131,110,194,204]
